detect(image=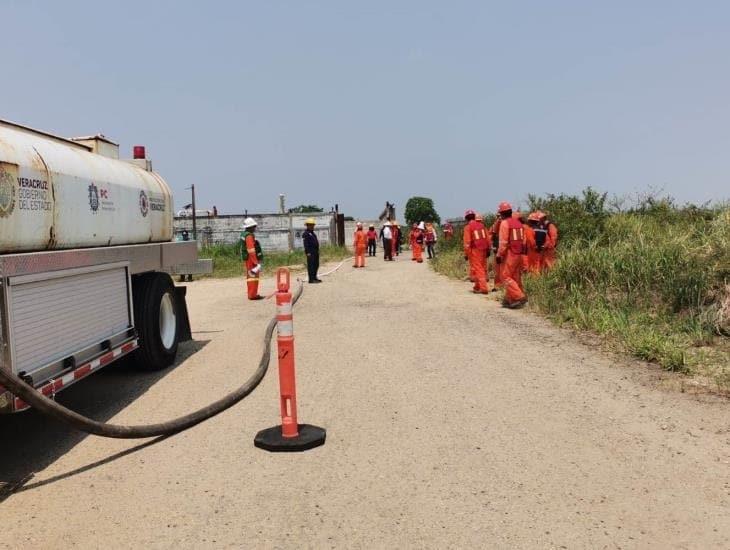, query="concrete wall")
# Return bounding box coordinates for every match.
[174,212,336,252]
